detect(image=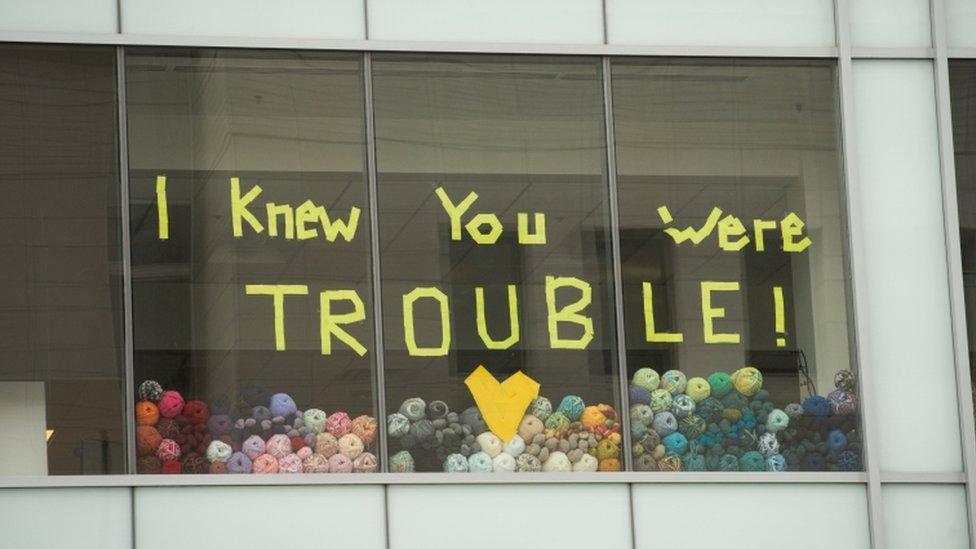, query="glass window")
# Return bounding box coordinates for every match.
[125,49,380,474]
[0,44,125,475]
[950,60,976,434]
[612,59,861,472]
[372,54,624,473]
